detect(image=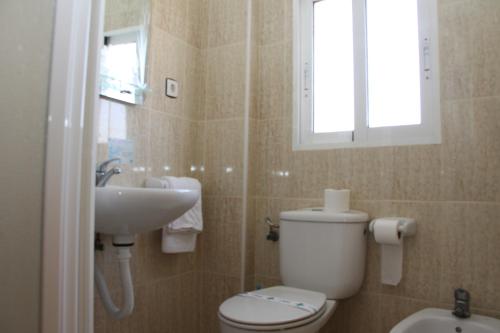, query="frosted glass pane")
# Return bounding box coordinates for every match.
[367,0,421,128]
[313,0,355,133]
